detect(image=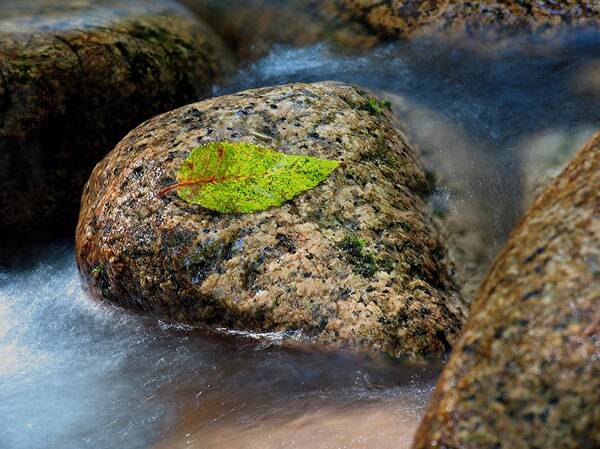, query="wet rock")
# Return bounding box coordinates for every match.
[319,0,447,39]
[440,0,599,36]
[171,1,598,60]
[76,81,467,358]
[322,0,600,40]
[413,133,600,448]
[0,0,233,238]
[179,0,377,60]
